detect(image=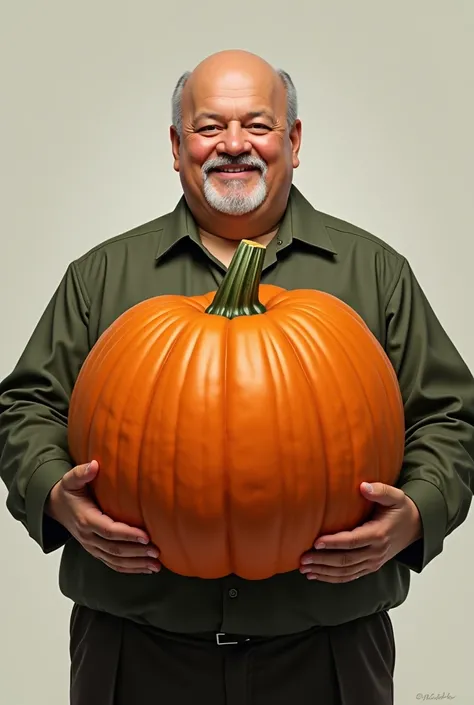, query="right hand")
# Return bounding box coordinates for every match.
[46,460,161,574]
